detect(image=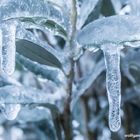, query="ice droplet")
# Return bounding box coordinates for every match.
[101,44,121,132]
[1,104,21,120]
[1,21,17,75]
